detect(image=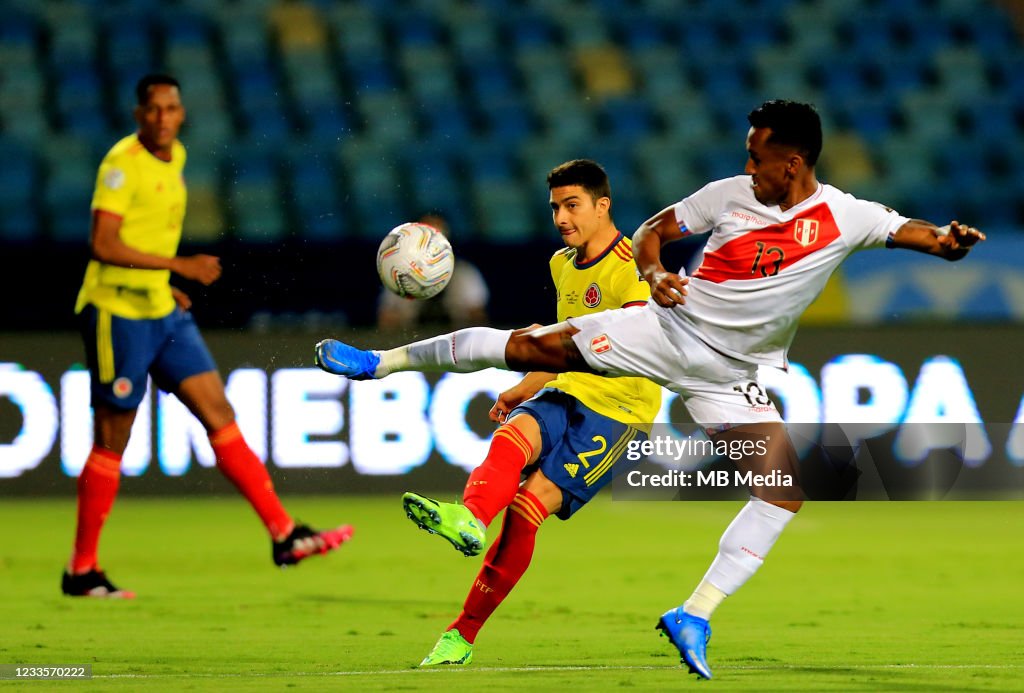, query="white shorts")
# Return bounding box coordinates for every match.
[567,304,782,431]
